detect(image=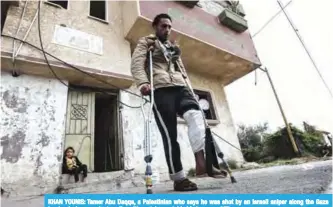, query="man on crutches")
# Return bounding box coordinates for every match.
[131,13,226,192]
